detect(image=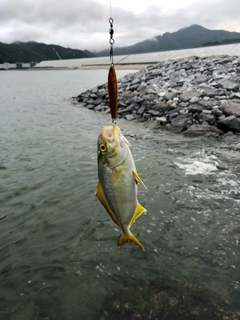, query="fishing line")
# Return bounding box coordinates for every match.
[110,0,112,20]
